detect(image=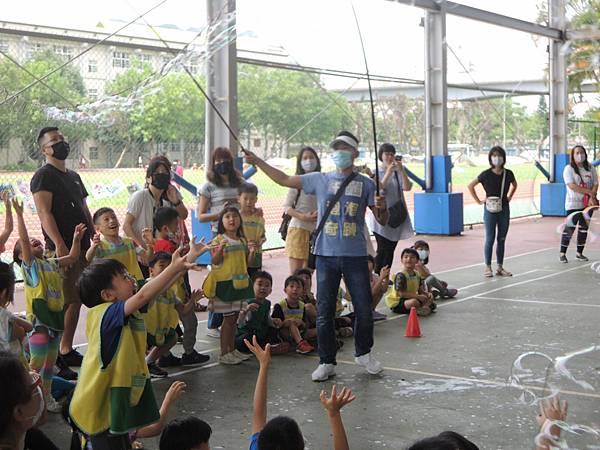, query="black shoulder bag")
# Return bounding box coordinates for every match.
[278,189,302,241]
[307,172,358,270]
[387,172,408,228]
